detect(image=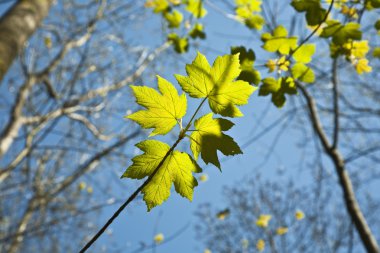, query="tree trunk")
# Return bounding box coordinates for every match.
[0,0,53,83]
